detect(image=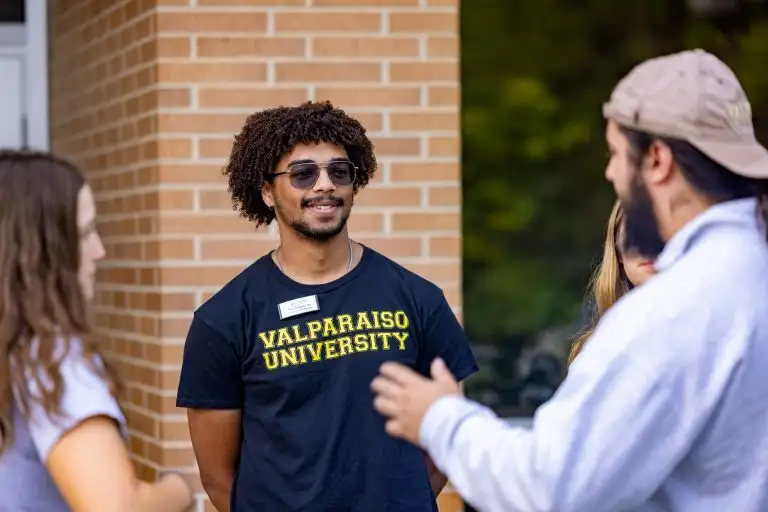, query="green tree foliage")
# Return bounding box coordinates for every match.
[462,0,768,344]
